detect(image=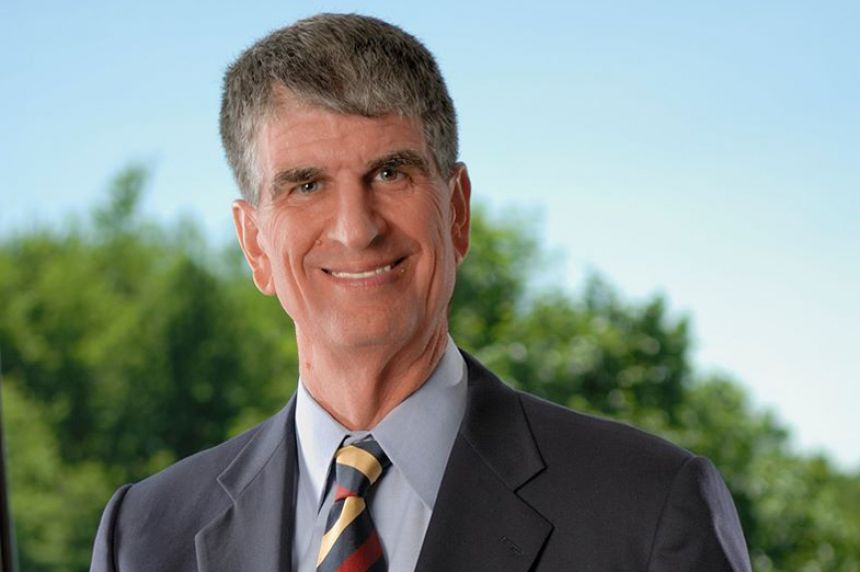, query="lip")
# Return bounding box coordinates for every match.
[322,256,407,286]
